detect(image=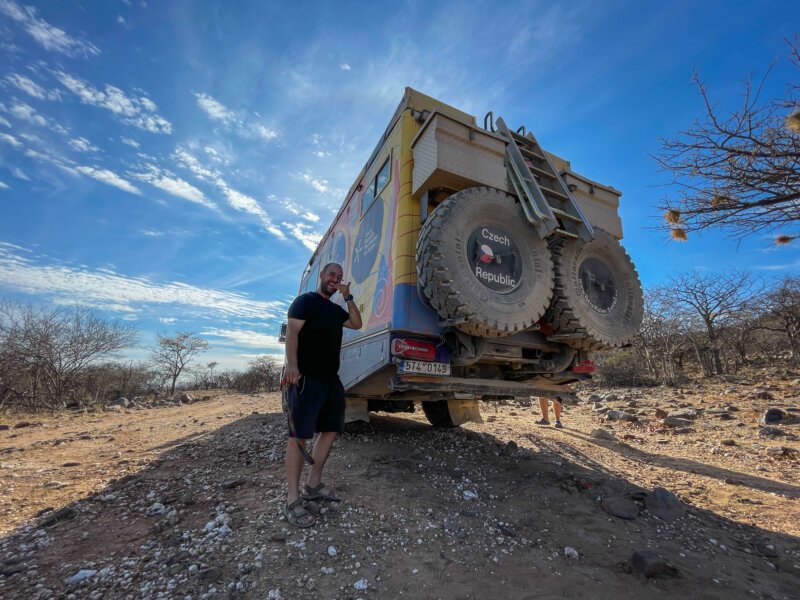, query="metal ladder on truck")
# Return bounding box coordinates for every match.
[485,113,594,242]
